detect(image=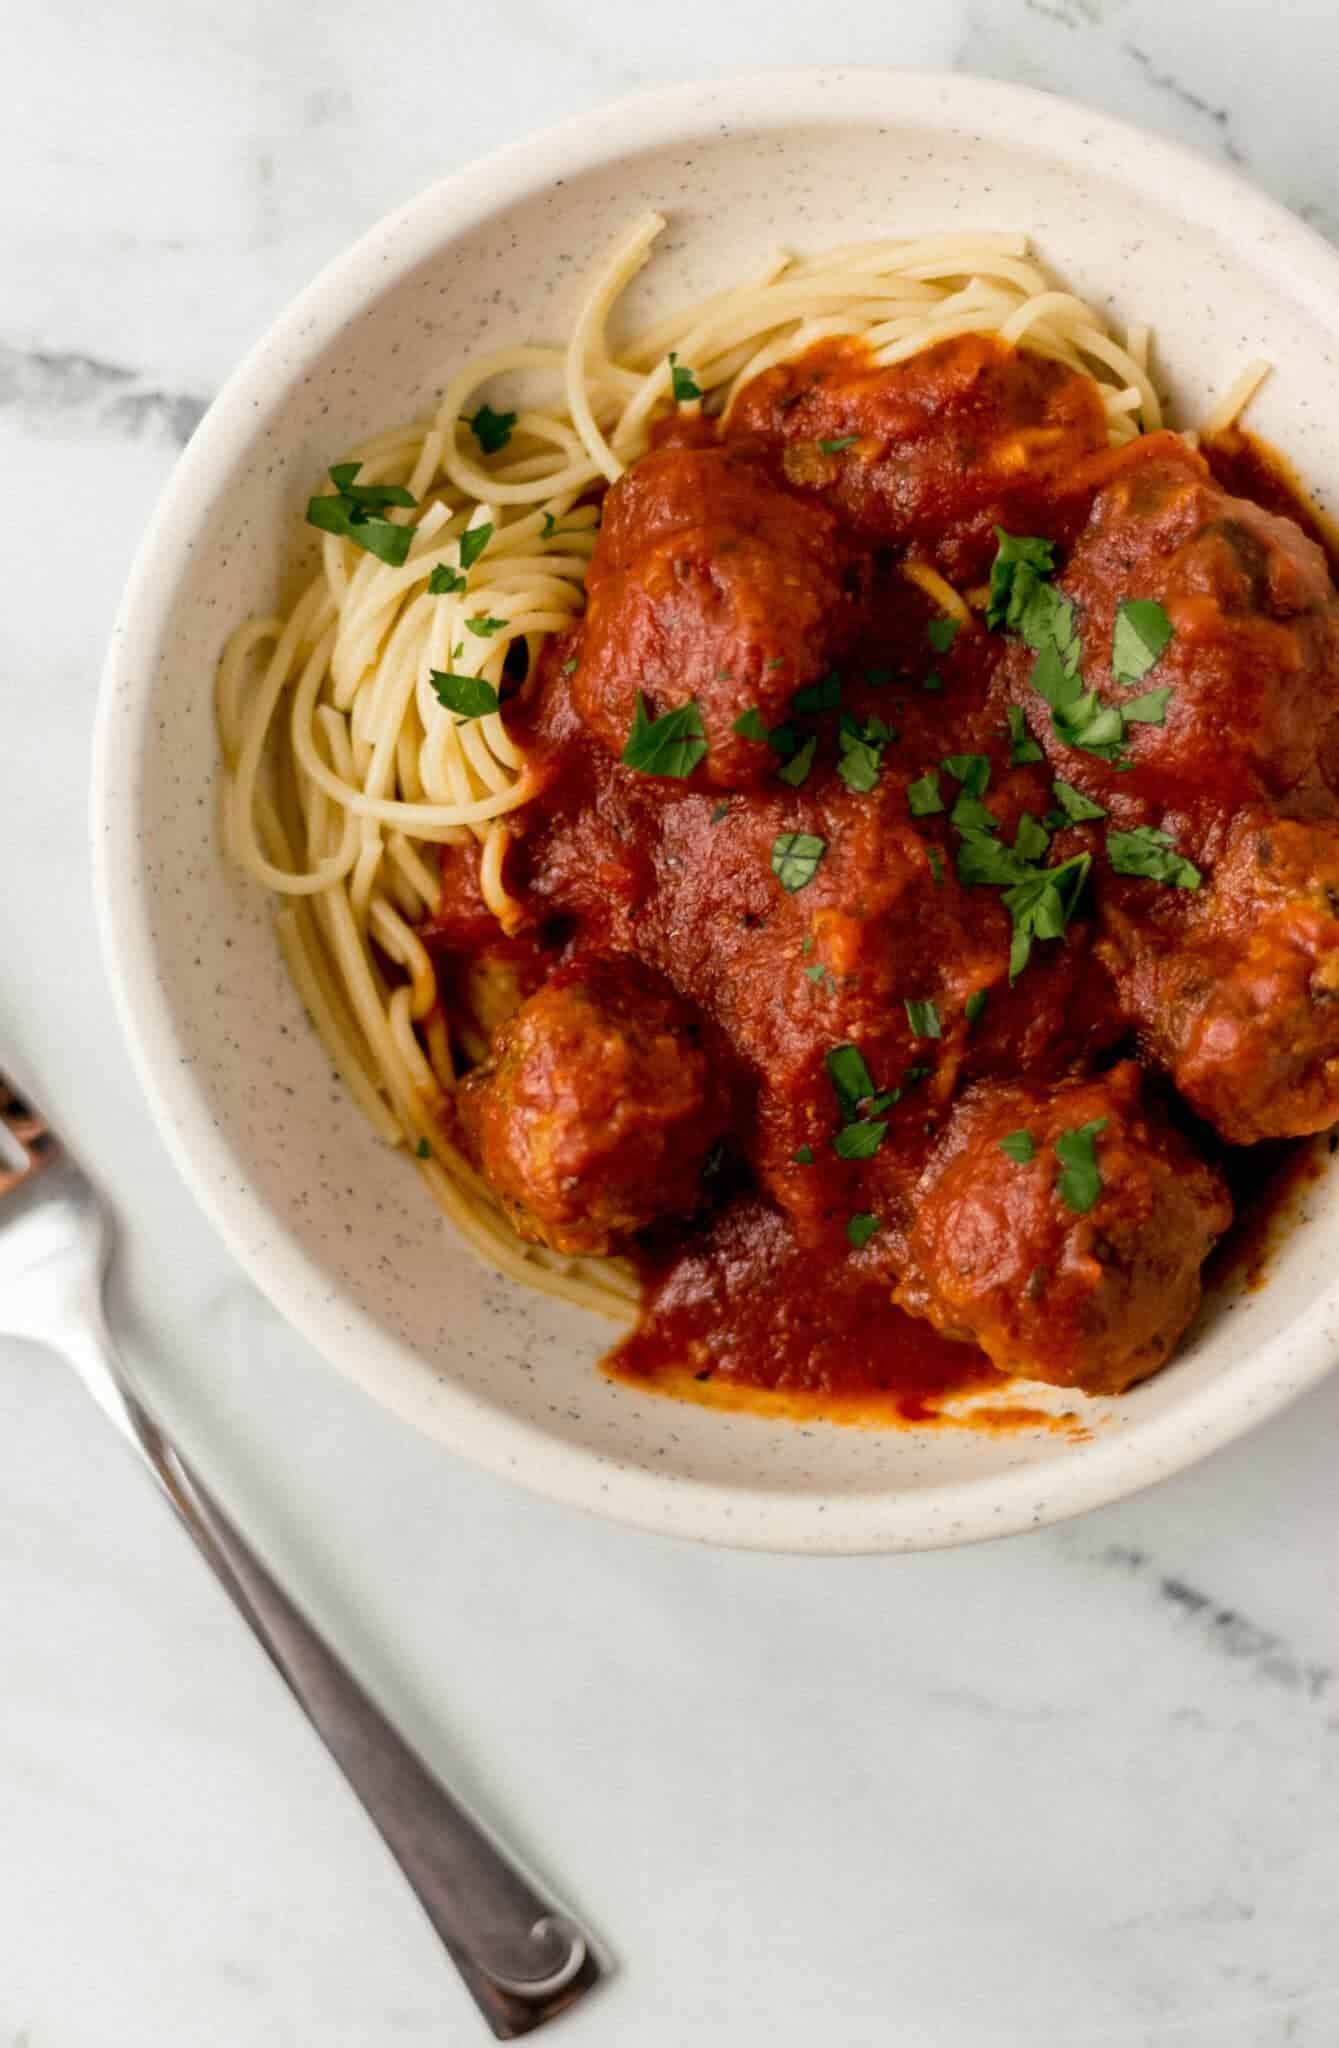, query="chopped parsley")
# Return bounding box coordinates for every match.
[710,799,731,824]
[1122,687,1172,725]
[908,769,944,817]
[428,563,467,595]
[1055,1117,1108,1214]
[826,1043,878,1117]
[622,691,708,777]
[987,533,1178,765]
[942,753,991,797]
[1107,825,1202,889]
[922,671,943,693]
[928,617,961,654]
[834,1118,888,1161]
[540,511,579,540]
[1112,598,1174,686]
[837,713,892,793]
[986,530,1057,630]
[904,998,942,1039]
[1007,704,1044,765]
[467,404,517,454]
[1012,812,1051,863]
[818,434,860,454]
[847,1212,880,1250]
[430,671,500,719]
[999,1129,1036,1164]
[306,462,417,566]
[460,522,494,569]
[792,671,842,715]
[733,706,799,757]
[415,1137,433,1159]
[466,613,506,637]
[965,989,989,1029]
[772,831,826,891]
[668,352,702,402]
[561,657,578,675]
[794,1145,814,1165]
[778,734,817,787]
[1048,779,1107,825]
[928,846,945,887]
